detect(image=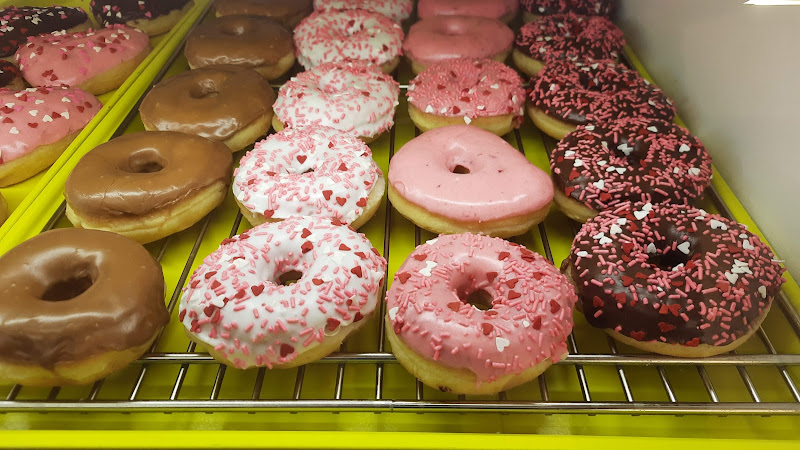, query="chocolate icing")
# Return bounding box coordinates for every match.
[0,60,21,88]
[0,6,89,58]
[65,131,233,218]
[0,228,168,368]
[139,65,275,141]
[519,0,615,17]
[214,0,313,28]
[90,0,192,25]
[515,13,624,63]
[185,16,293,69]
